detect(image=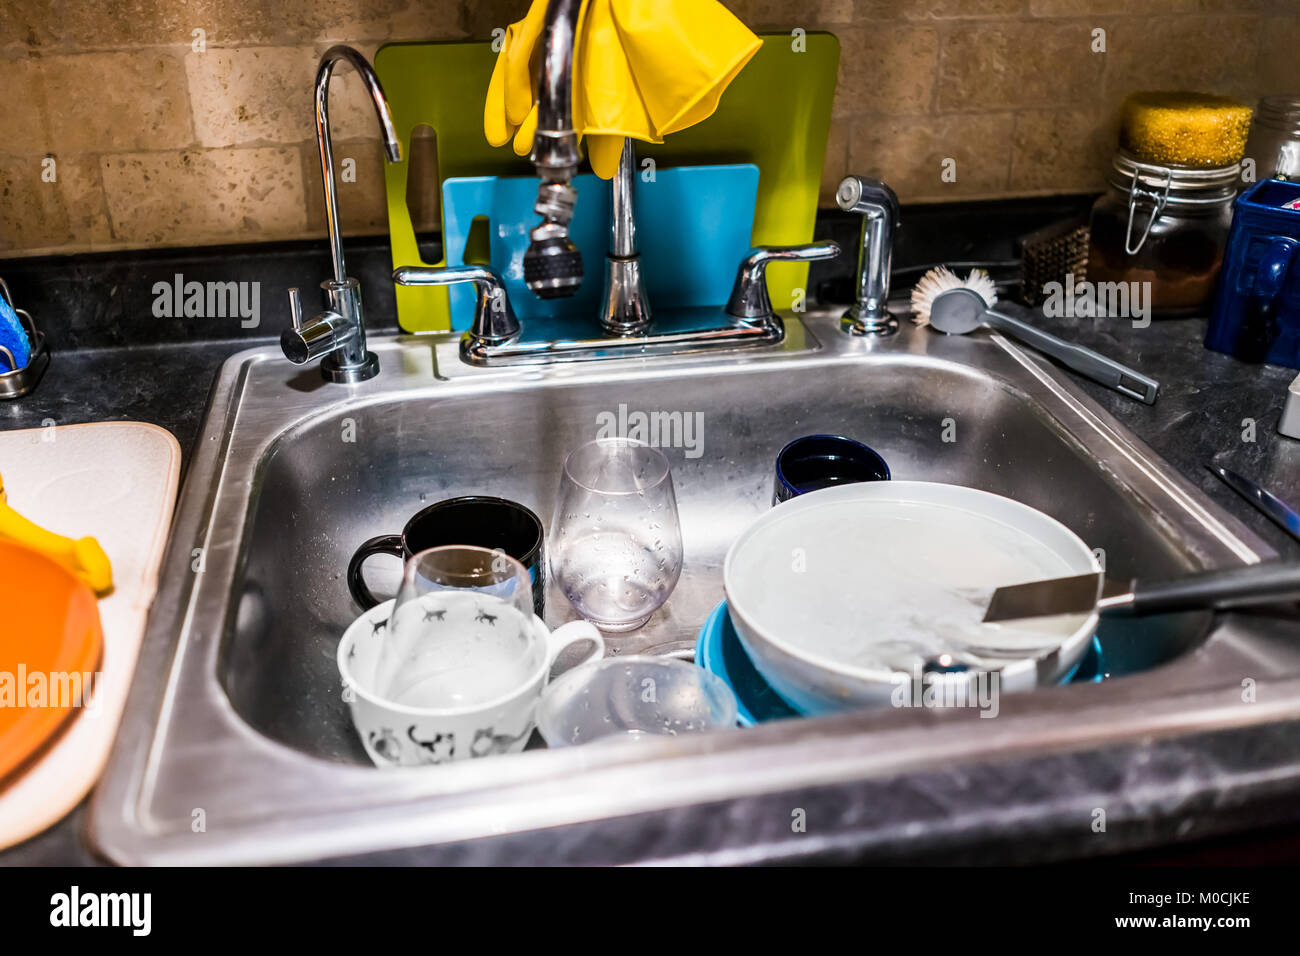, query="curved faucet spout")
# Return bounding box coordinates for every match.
[315,45,402,284]
[279,46,399,384]
[530,0,583,180]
